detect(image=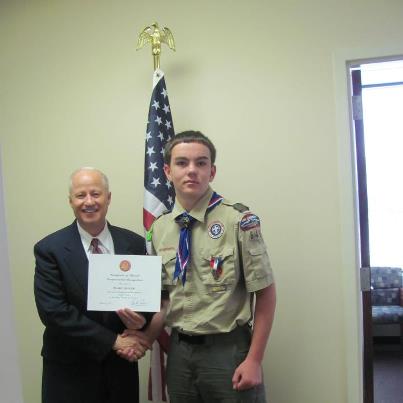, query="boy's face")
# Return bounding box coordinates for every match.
[164,141,216,207]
